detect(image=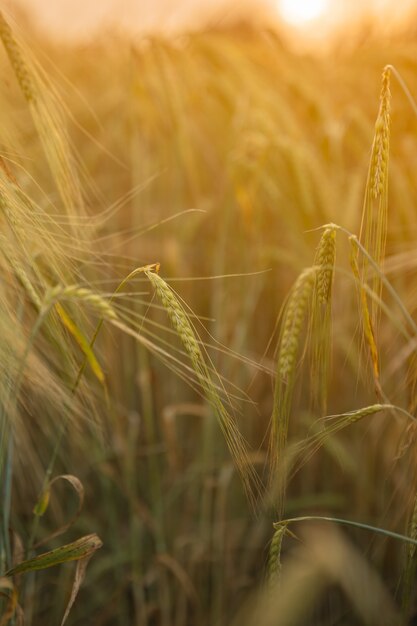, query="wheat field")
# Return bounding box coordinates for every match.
[1,8,417,625]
